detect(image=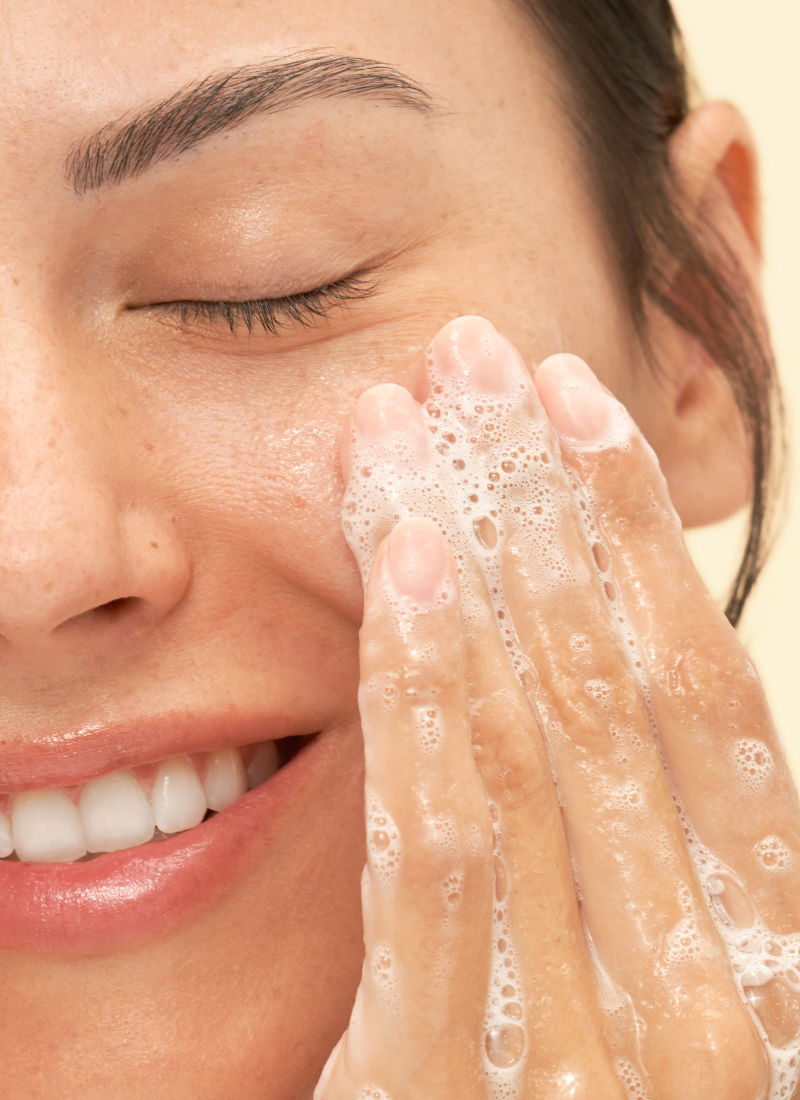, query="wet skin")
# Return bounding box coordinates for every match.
[0,0,767,1096]
[326,325,800,1099]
